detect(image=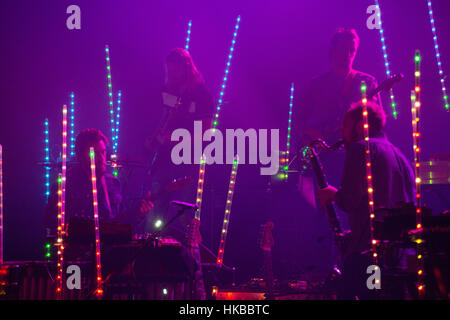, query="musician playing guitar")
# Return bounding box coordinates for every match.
[146,48,214,242]
[293,28,382,271]
[297,28,381,148]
